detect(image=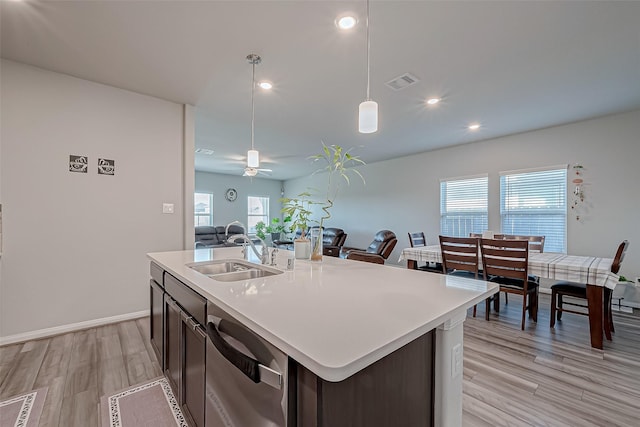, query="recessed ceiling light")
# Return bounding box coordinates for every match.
[336,15,357,30]
[258,81,272,90]
[468,123,481,131]
[426,97,441,105]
